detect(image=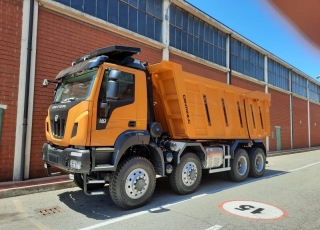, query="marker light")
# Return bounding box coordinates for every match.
[71,152,82,157]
